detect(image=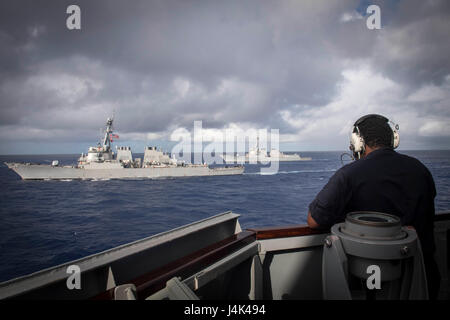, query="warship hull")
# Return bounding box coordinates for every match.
[221,155,312,163]
[5,163,244,180]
